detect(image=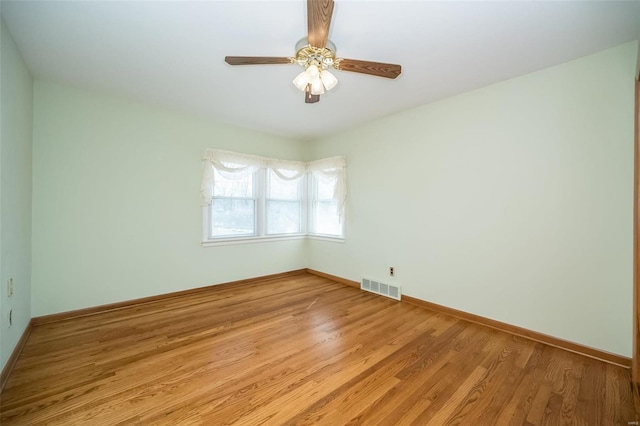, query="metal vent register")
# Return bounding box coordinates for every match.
[361,279,401,300]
